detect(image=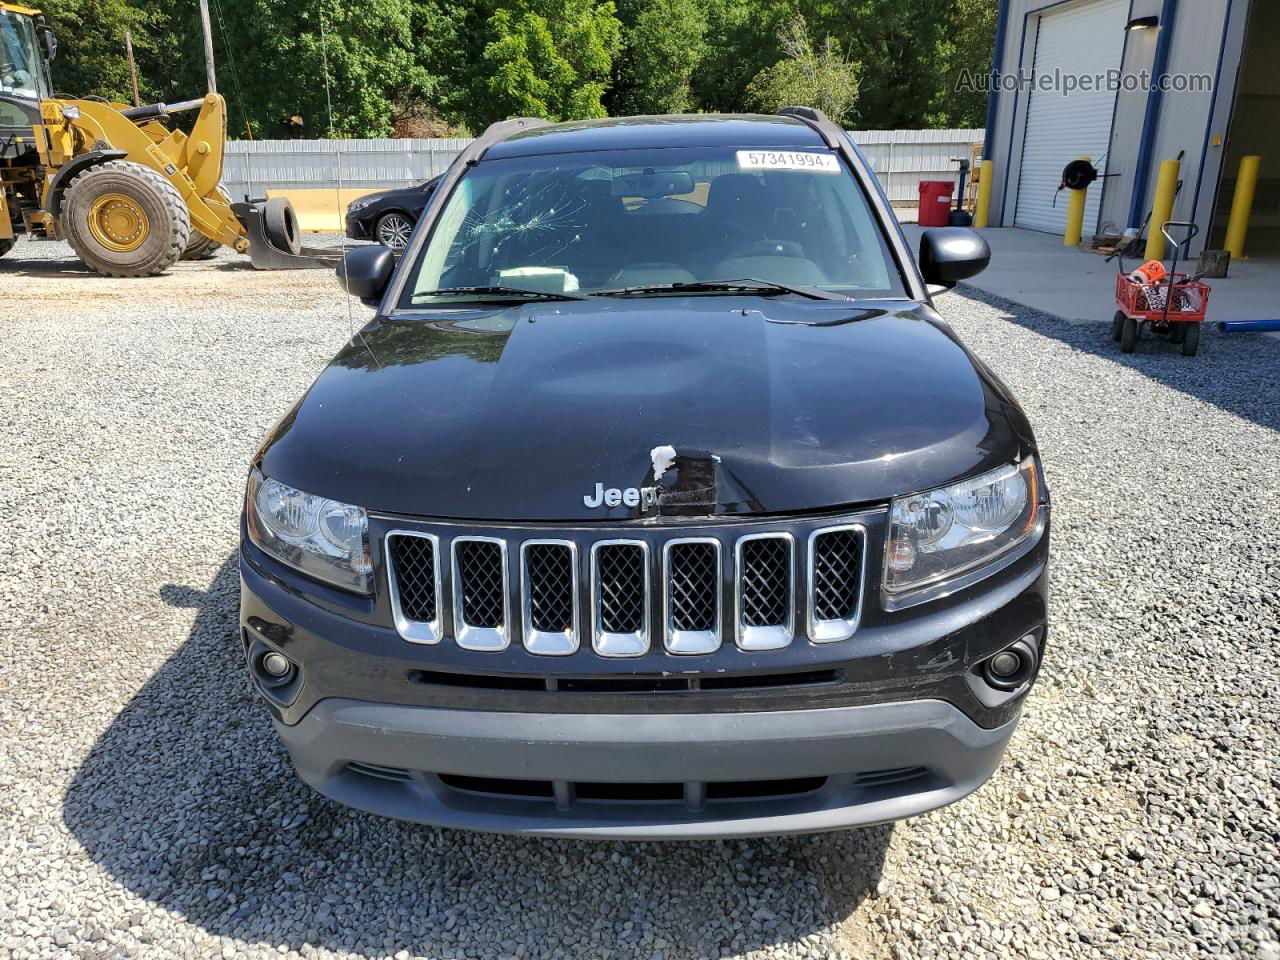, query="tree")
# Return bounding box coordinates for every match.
[201,0,438,137]
[469,0,622,128]
[610,0,707,115]
[746,17,859,124]
[803,0,955,129]
[37,0,161,102]
[690,0,794,114]
[36,0,995,136]
[929,0,997,128]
